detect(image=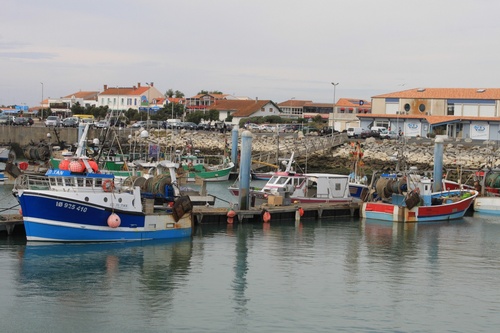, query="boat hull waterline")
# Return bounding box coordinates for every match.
[18,190,192,242]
